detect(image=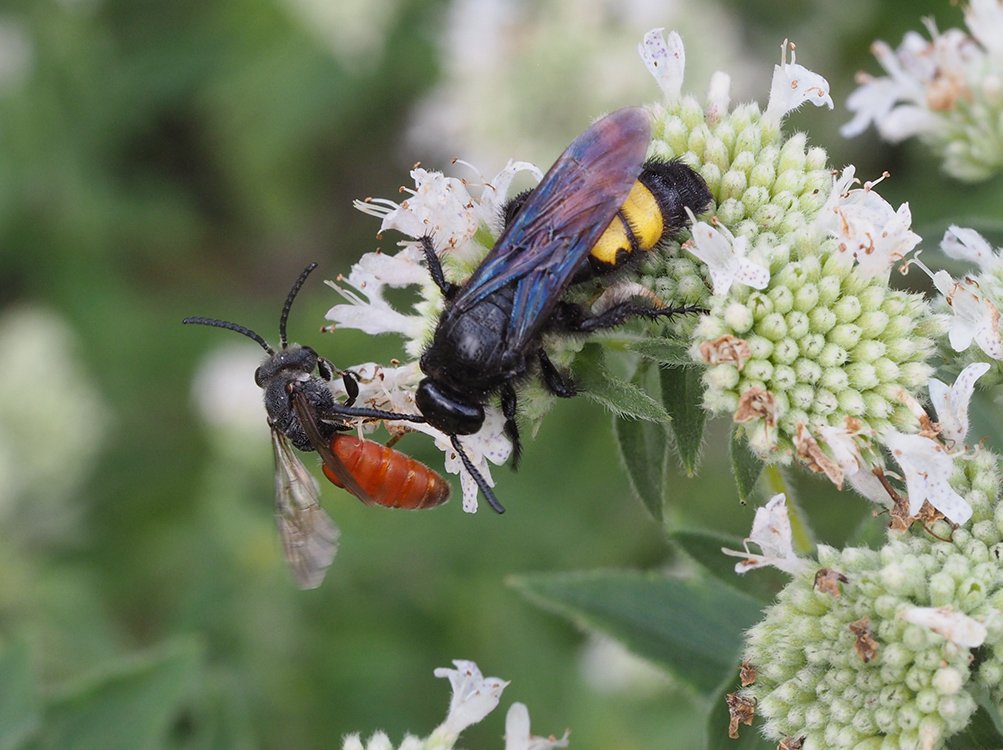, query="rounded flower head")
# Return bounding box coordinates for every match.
[636,31,943,473]
[739,446,1003,749]
[842,2,1003,182]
